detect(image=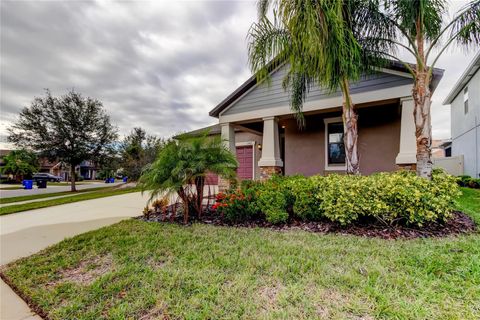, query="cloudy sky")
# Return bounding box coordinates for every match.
[0,0,476,145]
